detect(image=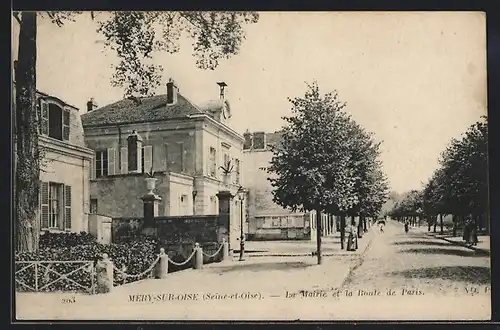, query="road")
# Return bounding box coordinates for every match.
[15,220,491,320]
[344,220,491,294]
